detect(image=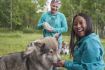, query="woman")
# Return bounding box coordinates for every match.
[53,13,105,70]
[37,0,68,53]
